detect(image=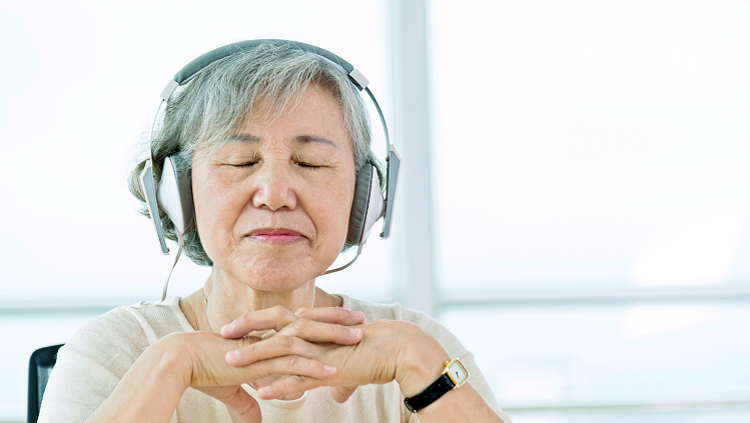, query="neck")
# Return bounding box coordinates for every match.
[200,266,337,332]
